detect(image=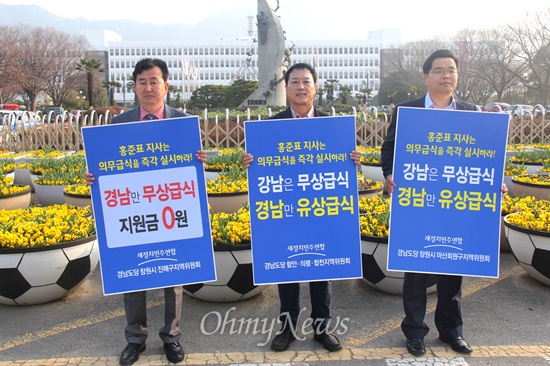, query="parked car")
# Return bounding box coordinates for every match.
[504,104,534,119]
[533,105,550,118]
[379,105,391,113]
[482,102,510,112]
